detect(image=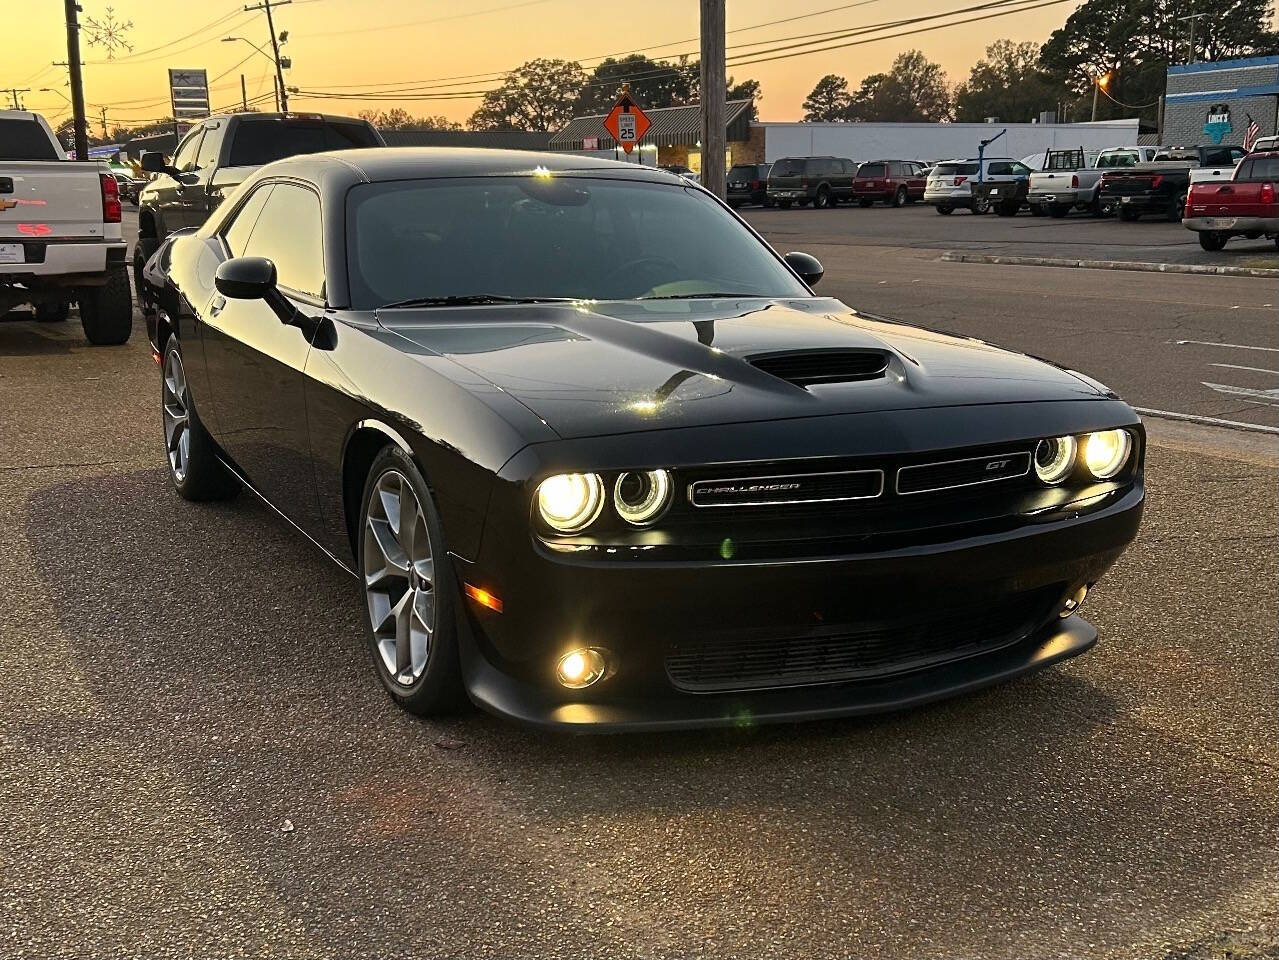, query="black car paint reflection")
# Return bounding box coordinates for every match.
[147,148,1144,730]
